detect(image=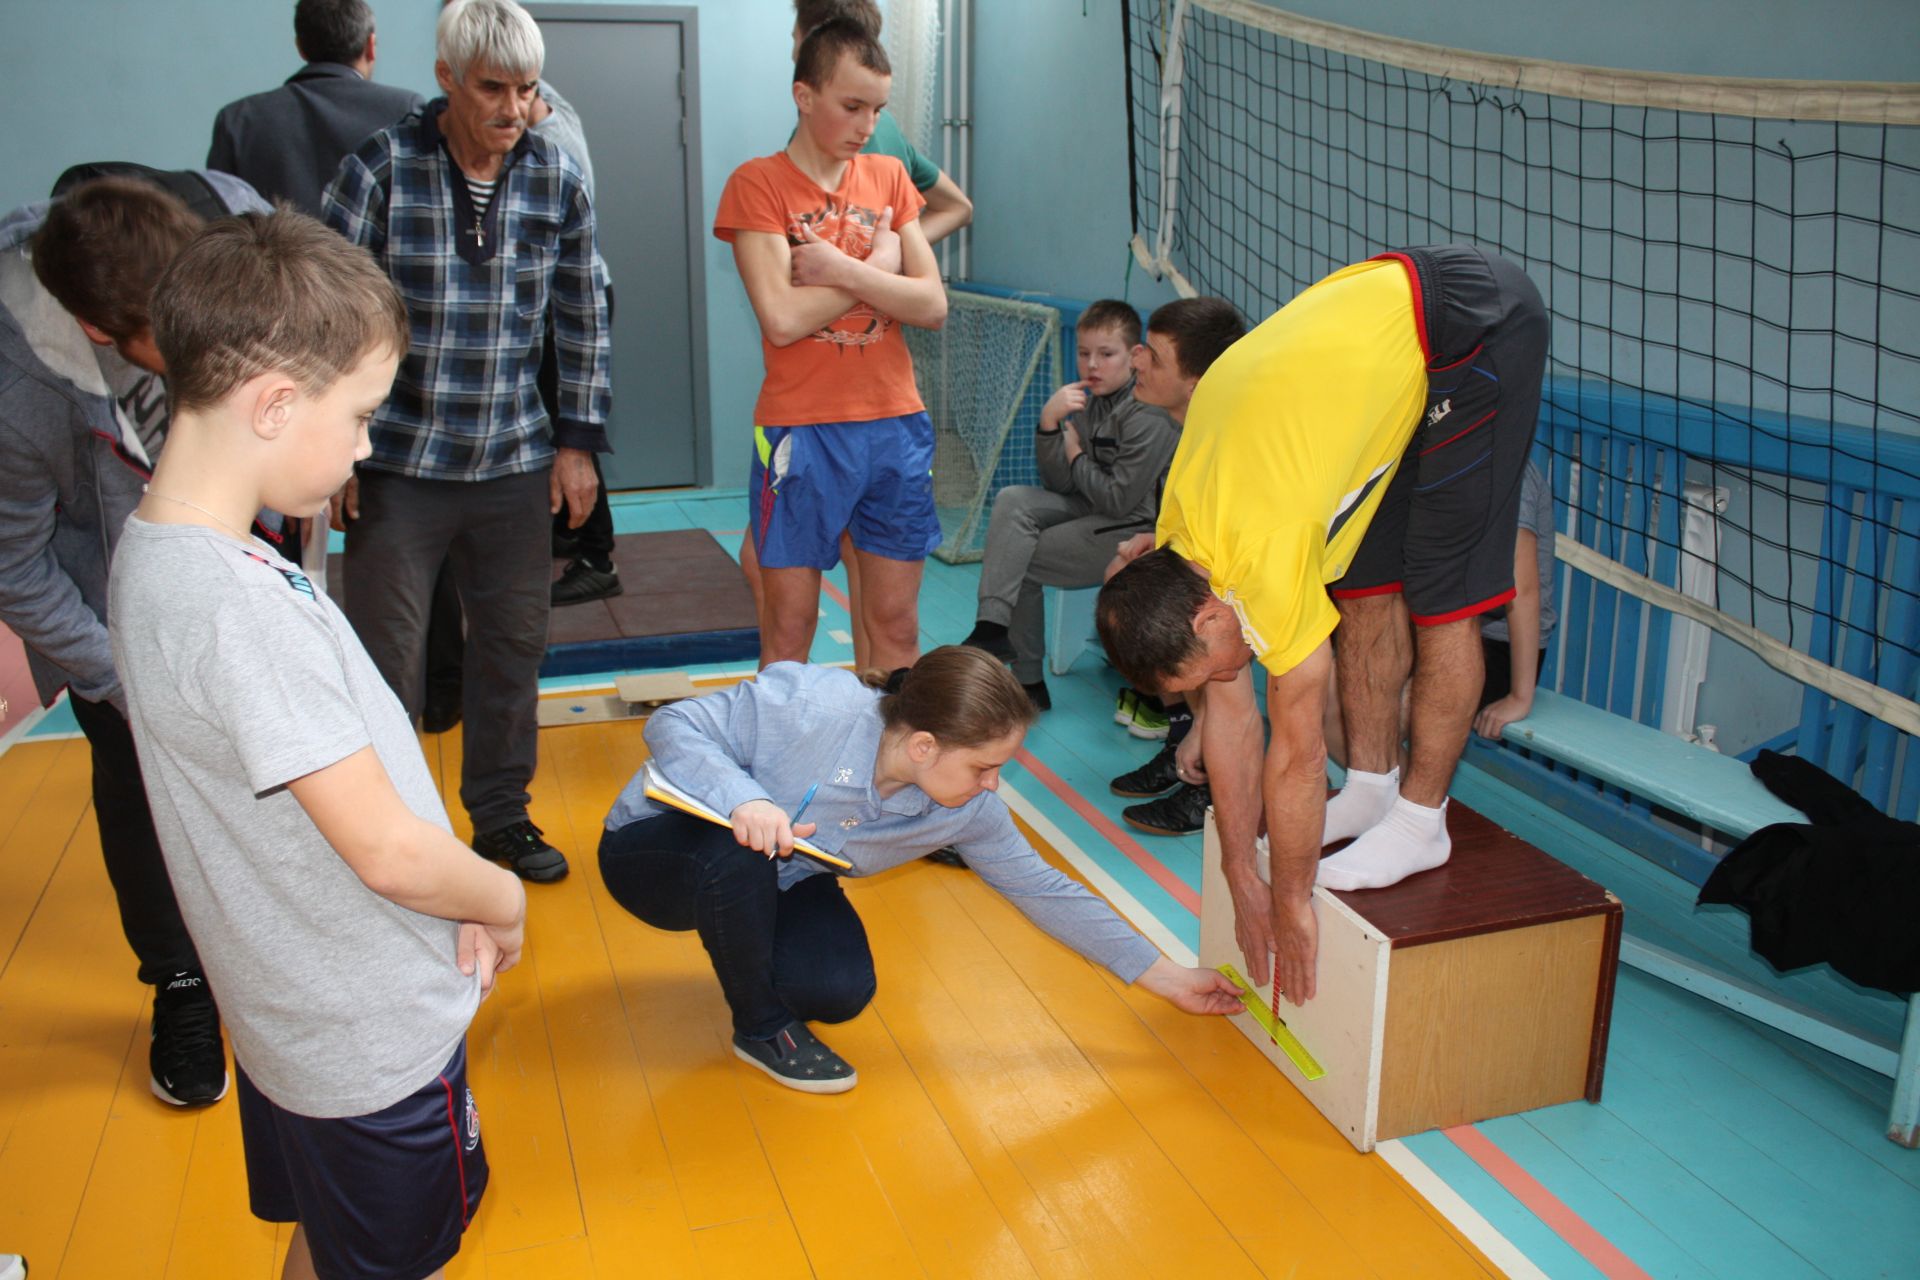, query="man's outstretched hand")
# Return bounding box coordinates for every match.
[1225,859,1276,986]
